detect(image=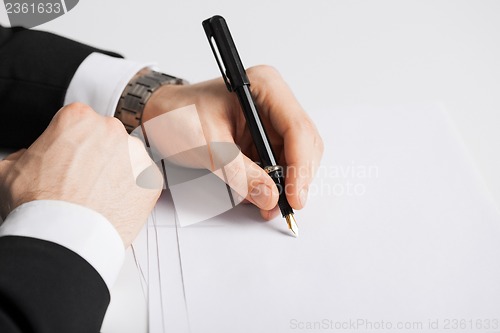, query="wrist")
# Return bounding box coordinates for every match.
[142,83,185,122]
[114,70,187,132]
